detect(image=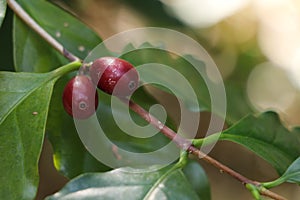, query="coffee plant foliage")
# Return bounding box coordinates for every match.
[0,1,299,200]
